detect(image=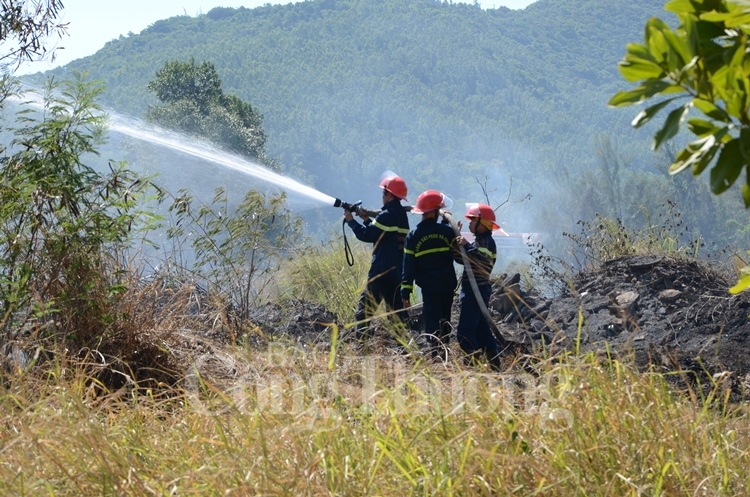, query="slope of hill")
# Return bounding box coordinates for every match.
[36,0,679,232]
